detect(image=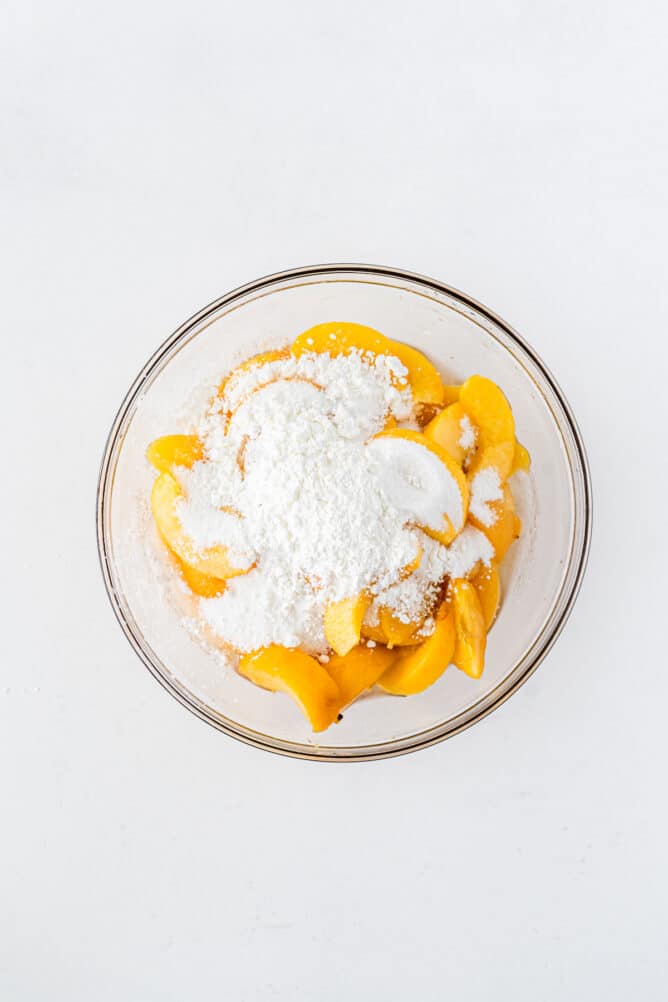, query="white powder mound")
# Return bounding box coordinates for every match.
[469,468,503,527]
[173,350,490,654]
